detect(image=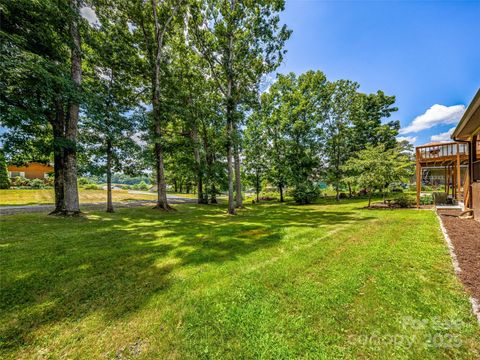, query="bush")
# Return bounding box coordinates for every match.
[357,188,368,197]
[420,194,433,205]
[132,181,149,191]
[78,177,92,186]
[432,192,447,205]
[0,151,10,189]
[260,196,276,201]
[12,176,30,187]
[258,191,279,201]
[292,182,320,205]
[393,194,414,208]
[338,192,348,199]
[84,183,100,190]
[30,178,45,189]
